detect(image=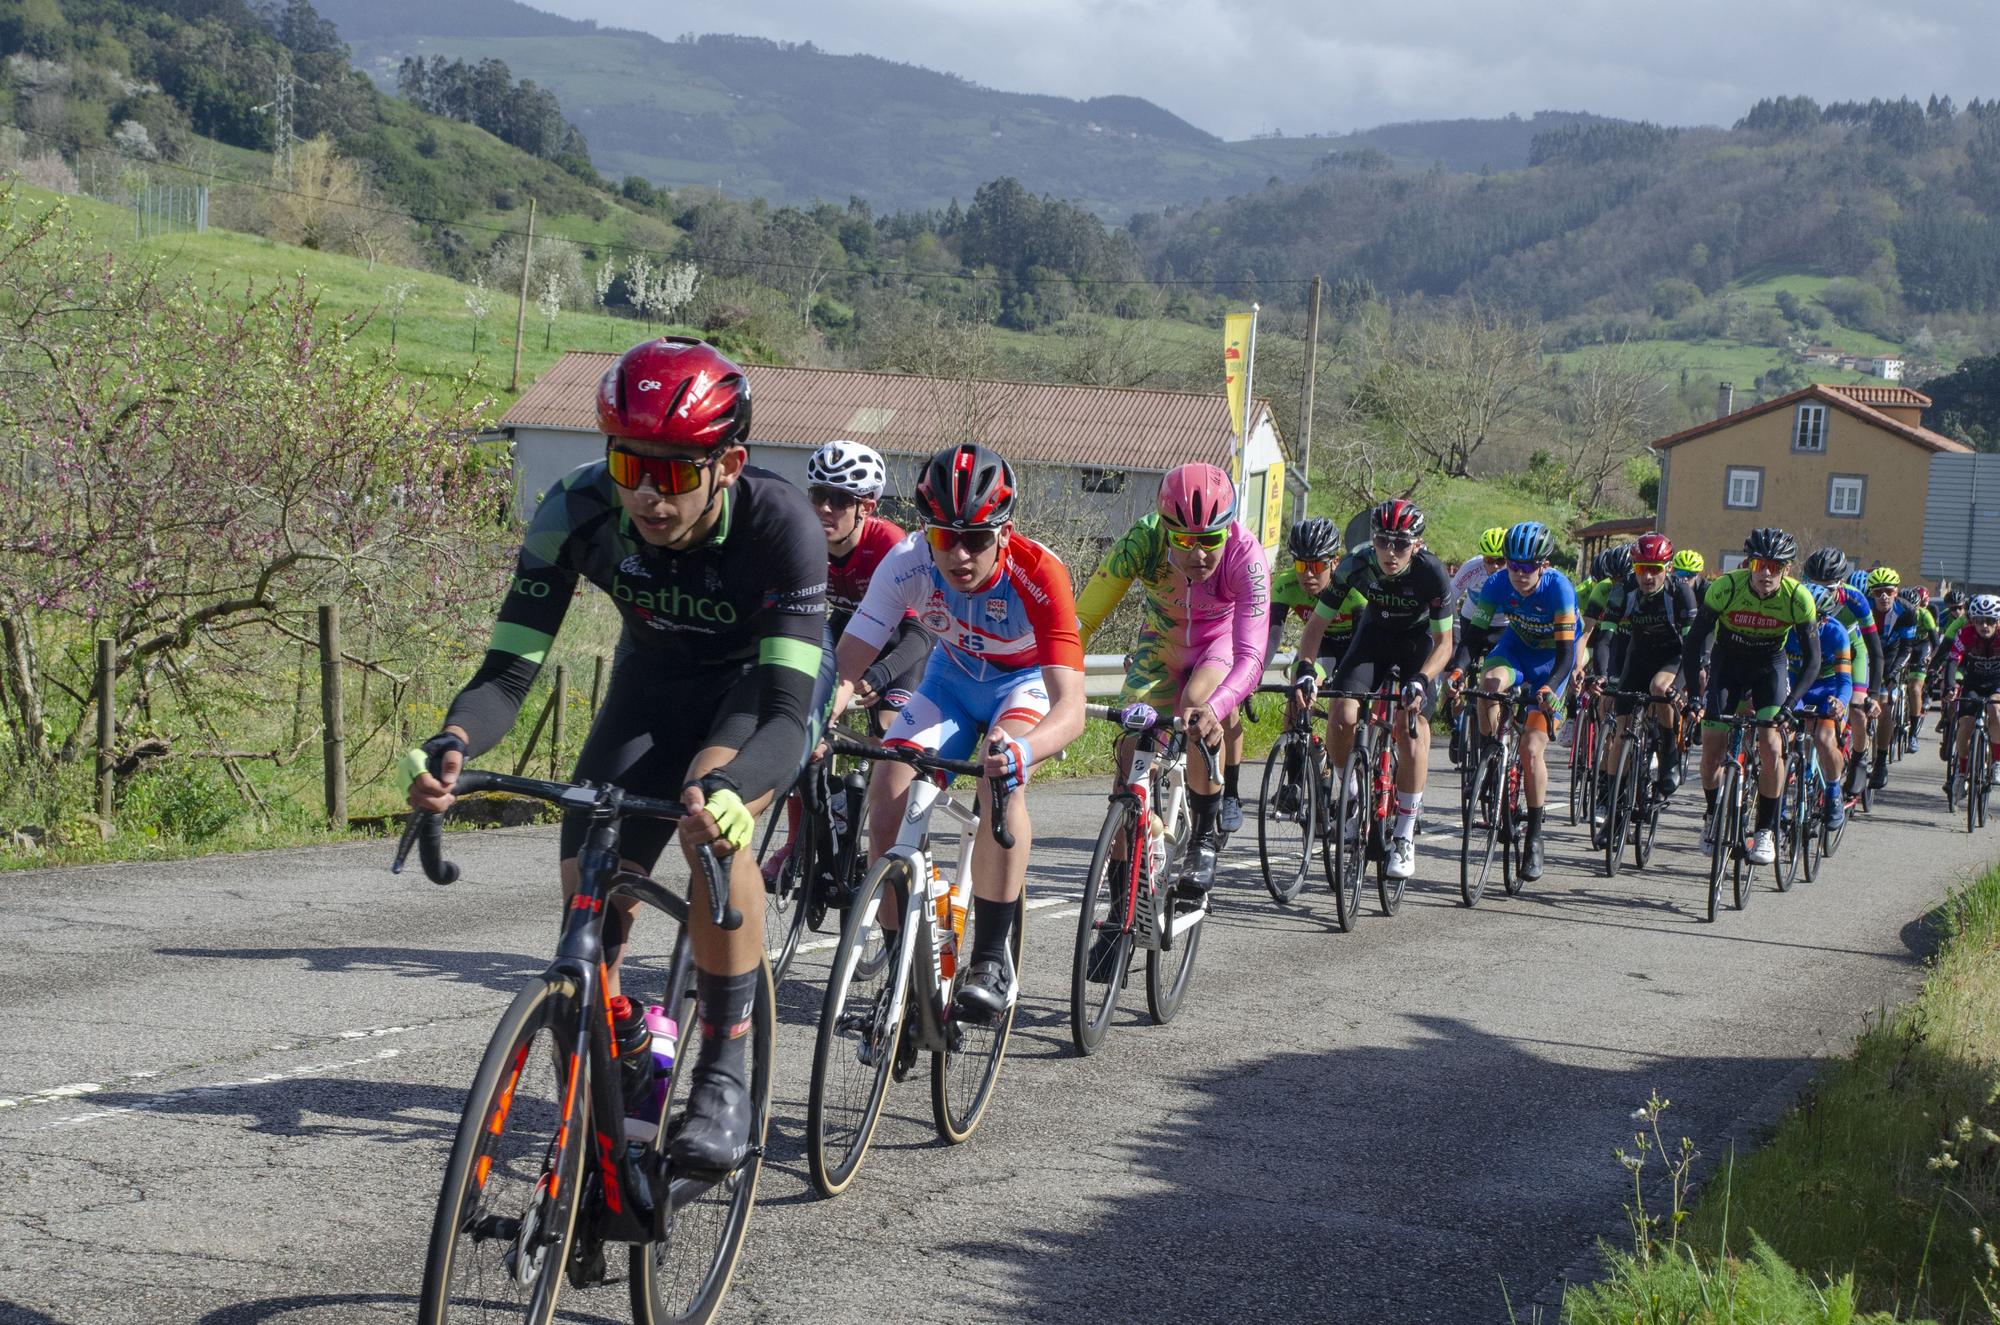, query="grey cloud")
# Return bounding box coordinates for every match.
[530,0,1998,138]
